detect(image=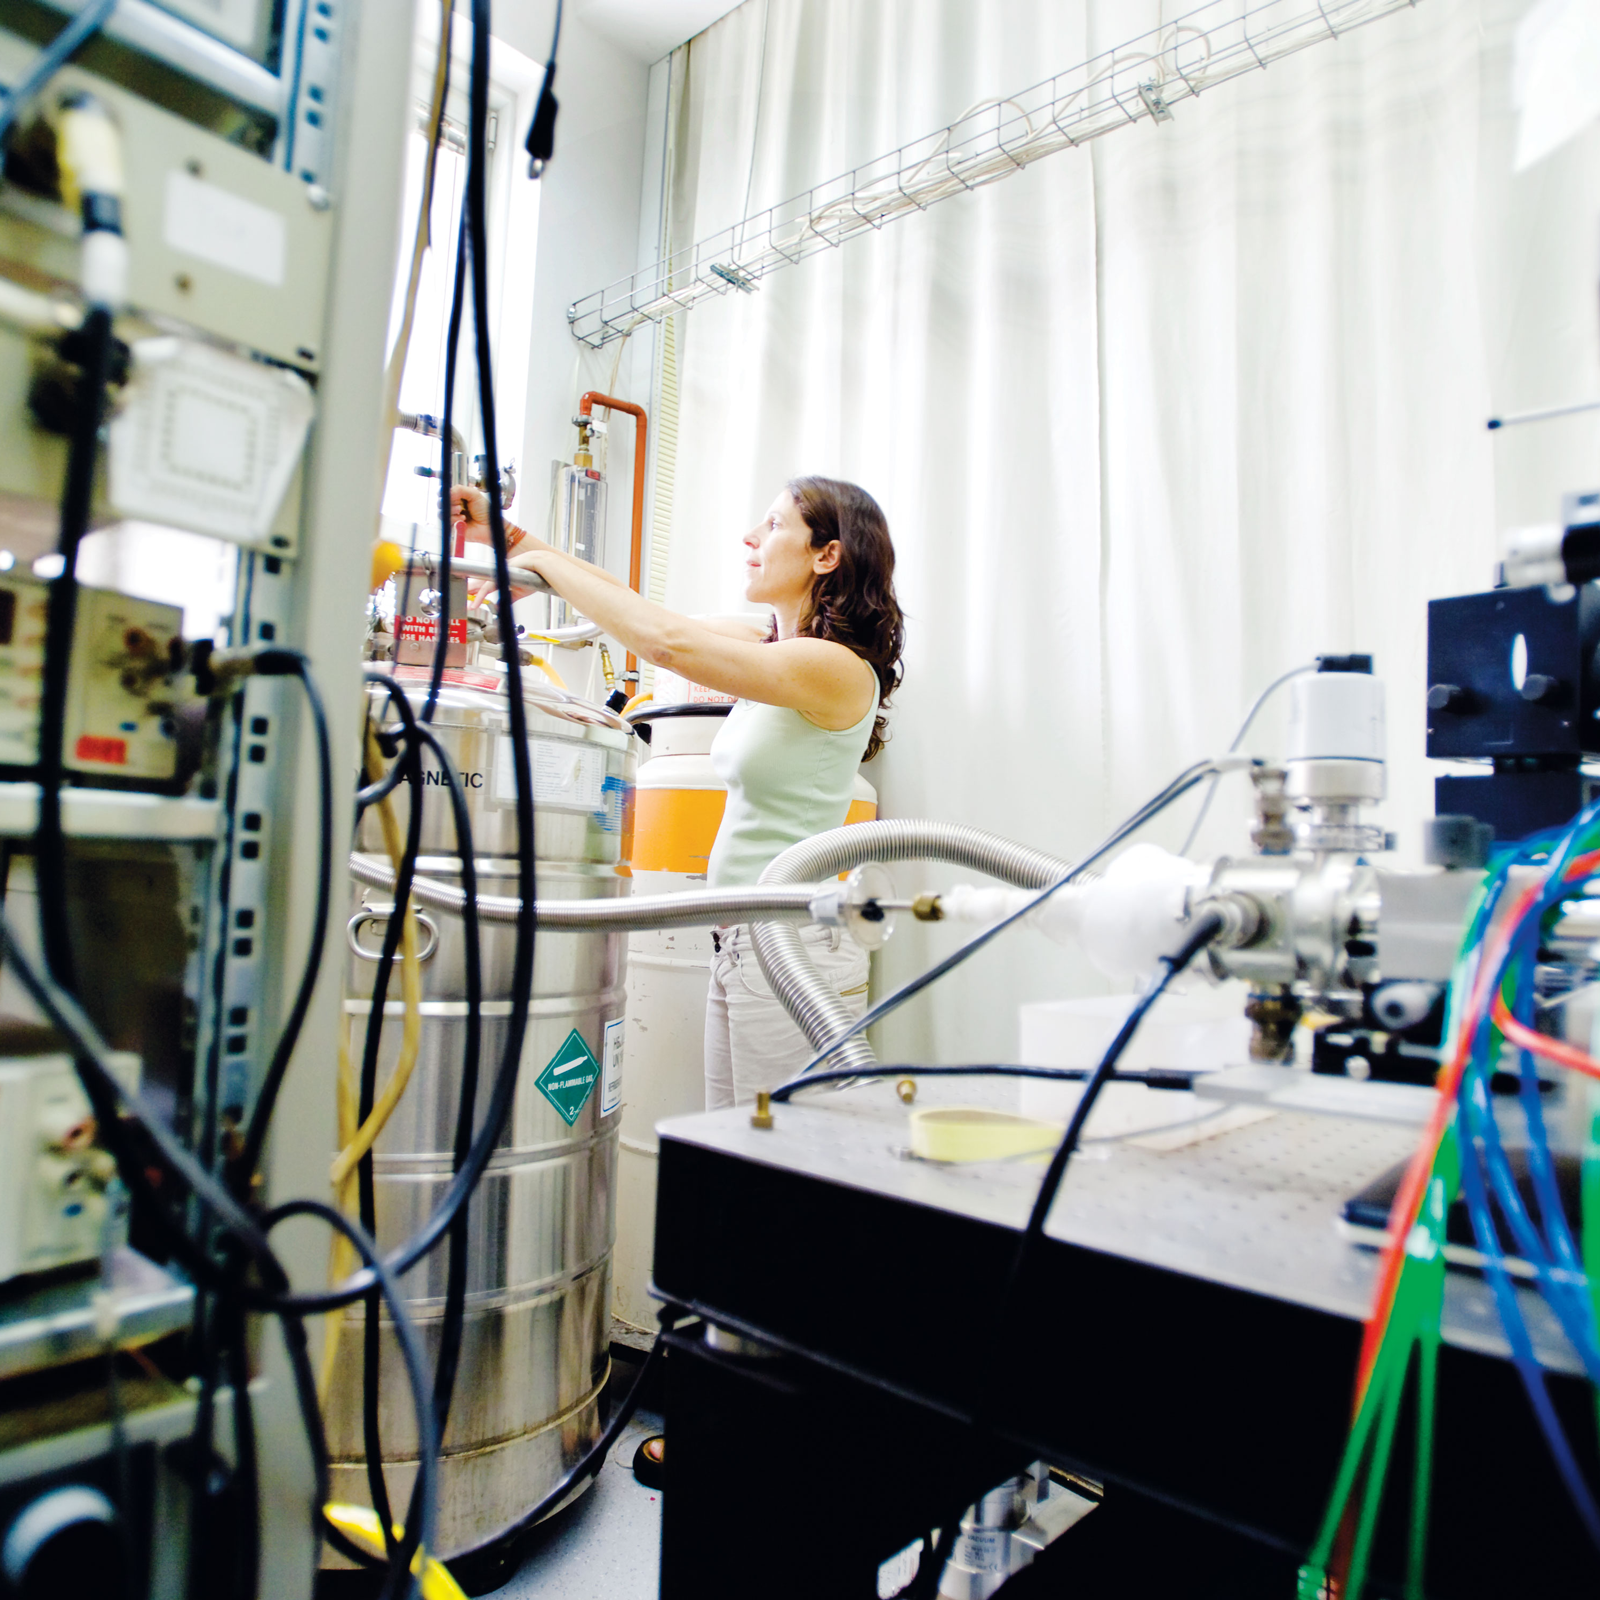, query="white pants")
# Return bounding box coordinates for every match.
[704,923,870,1109]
